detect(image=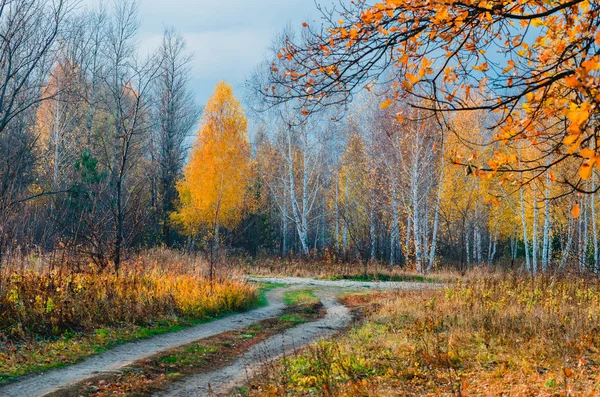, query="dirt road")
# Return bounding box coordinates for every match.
[0,277,432,397]
[0,289,287,397]
[156,289,350,397]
